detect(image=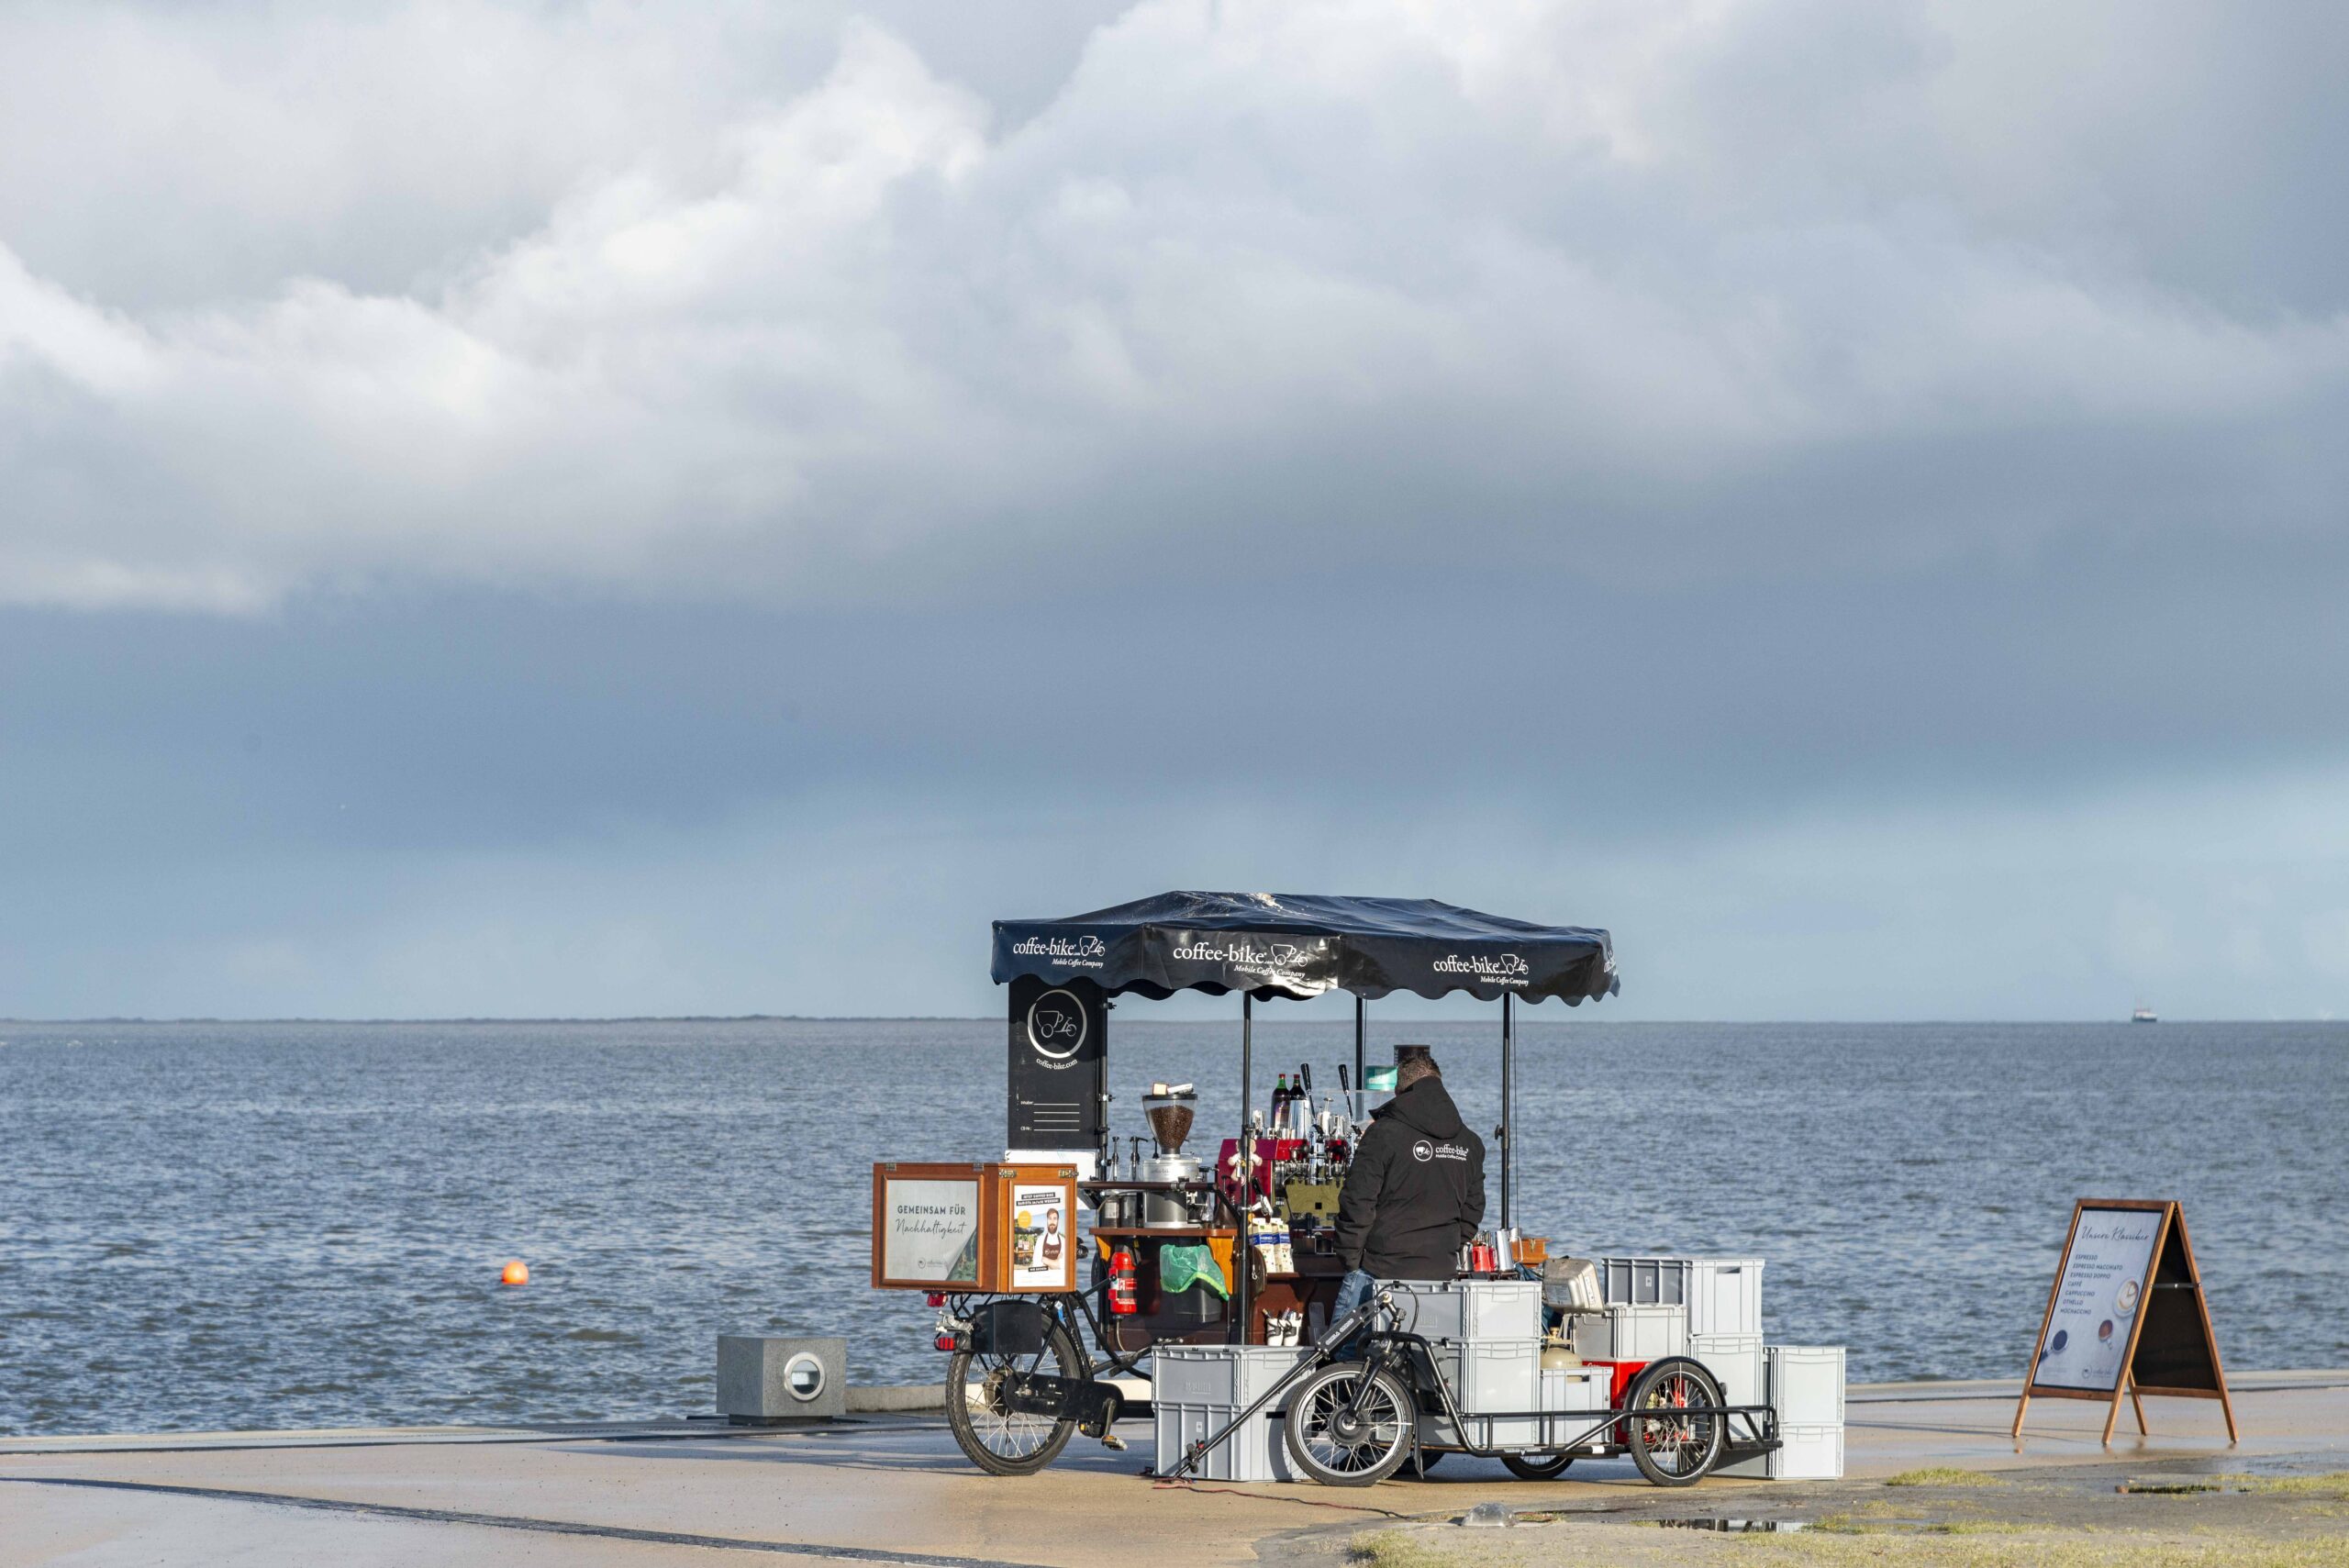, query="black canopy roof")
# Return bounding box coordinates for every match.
[992,891,1618,1004]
